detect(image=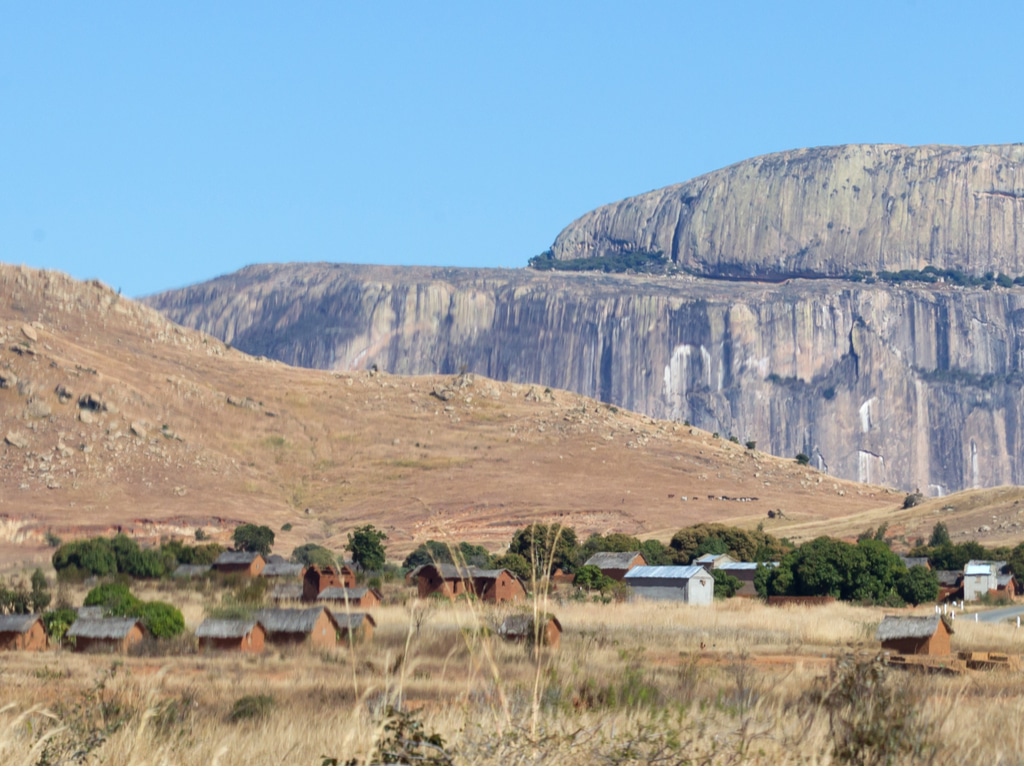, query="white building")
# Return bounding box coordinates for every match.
[623,565,714,605]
